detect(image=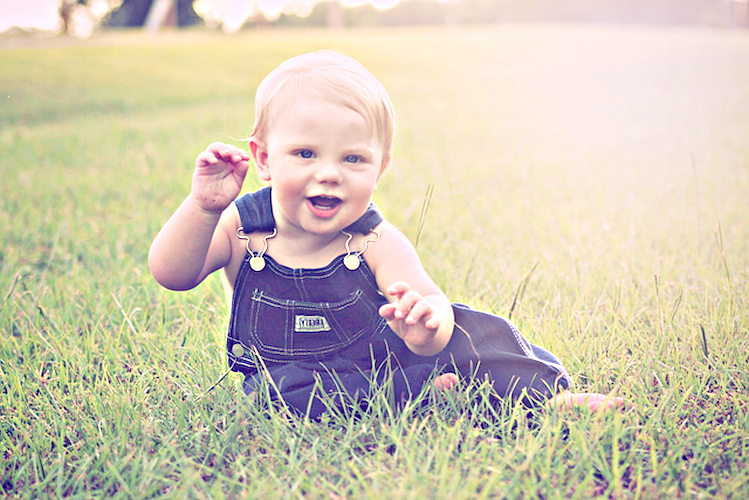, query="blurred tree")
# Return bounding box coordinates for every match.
[106,0,200,27]
[60,0,125,37]
[59,0,84,31]
[175,0,201,26]
[106,0,153,26]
